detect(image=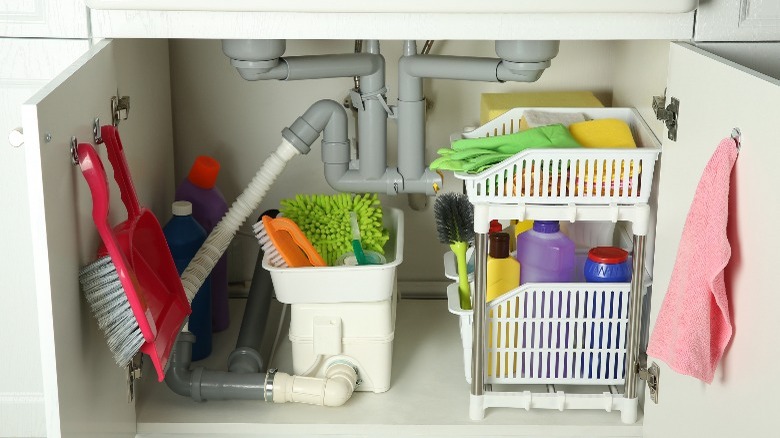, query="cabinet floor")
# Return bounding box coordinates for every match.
[136,297,642,437]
